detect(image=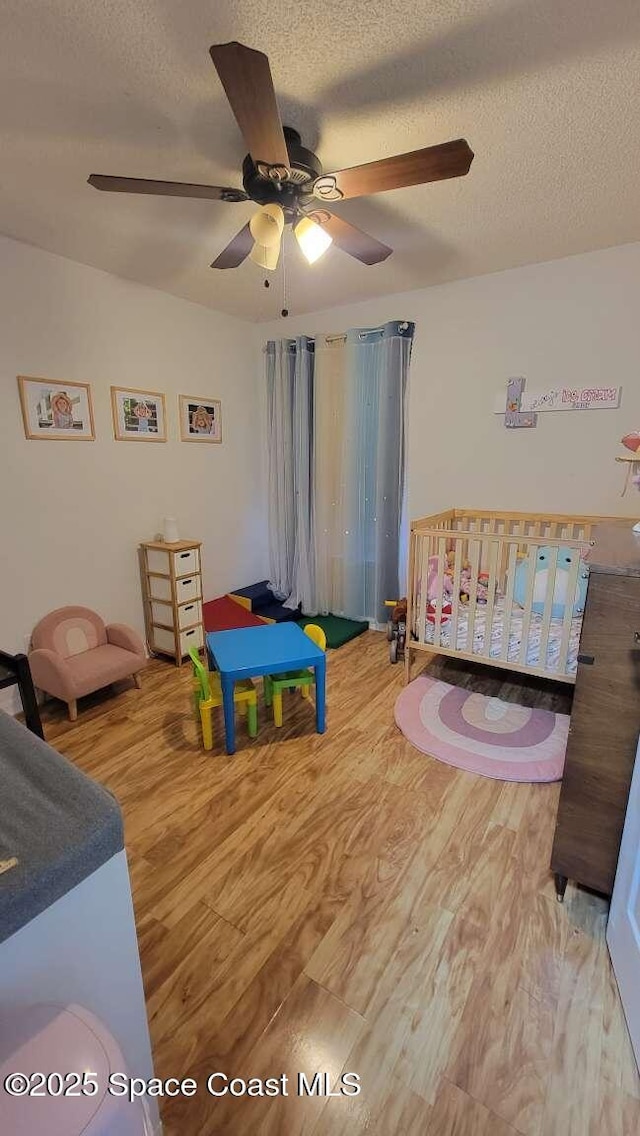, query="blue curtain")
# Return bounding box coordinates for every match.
[342,320,414,622]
